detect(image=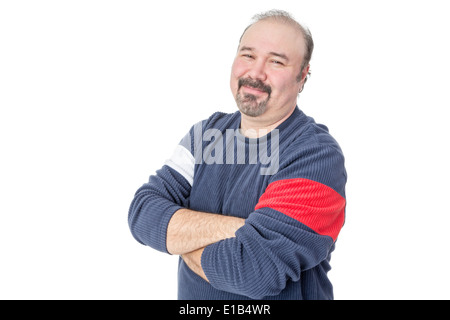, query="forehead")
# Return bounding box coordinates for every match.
[239,19,305,63]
